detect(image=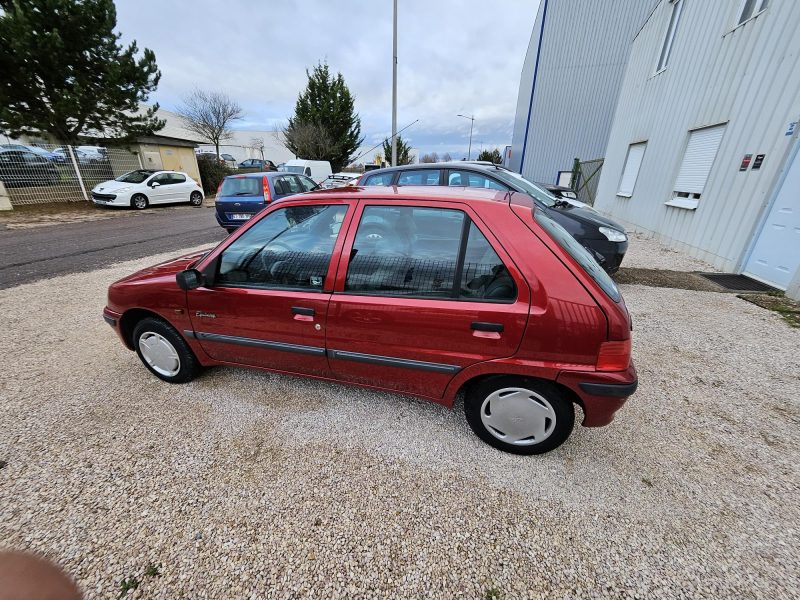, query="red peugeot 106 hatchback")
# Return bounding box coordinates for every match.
[104,186,637,455]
